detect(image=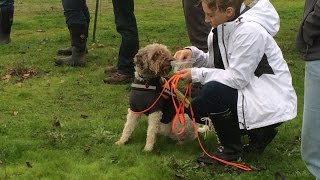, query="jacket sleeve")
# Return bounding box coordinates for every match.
[184,31,214,68]
[186,46,210,67]
[191,24,265,90]
[303,0,320,46]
